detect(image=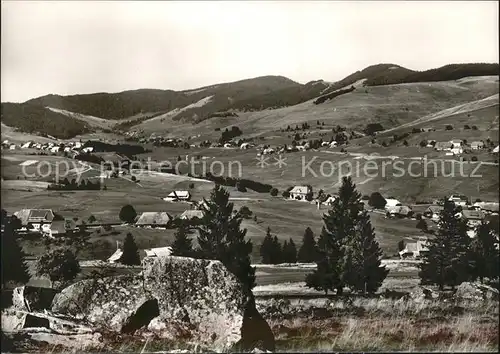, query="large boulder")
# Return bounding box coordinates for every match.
[454,282,499,302]
[51,256,275,352]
